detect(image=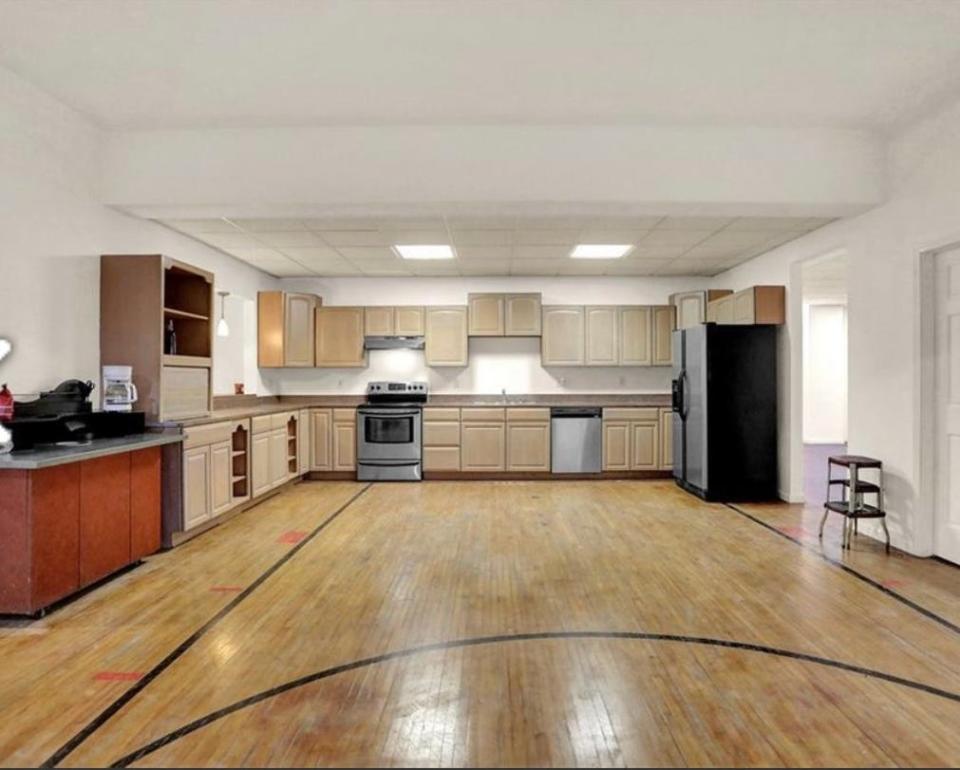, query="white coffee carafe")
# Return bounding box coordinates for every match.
[102,365,138,412]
